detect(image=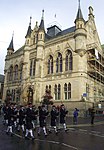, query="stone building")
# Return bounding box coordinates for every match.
[0,74,4,102]
[3,4,104,110]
